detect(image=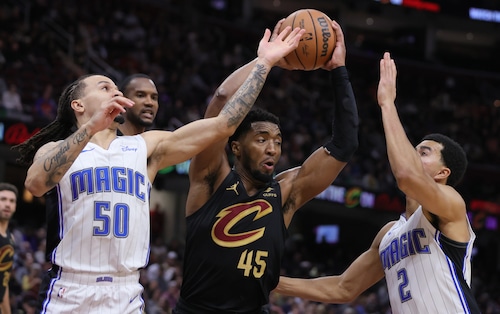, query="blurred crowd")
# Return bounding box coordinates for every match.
[1,0,499,313]
[7,222,500,313]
